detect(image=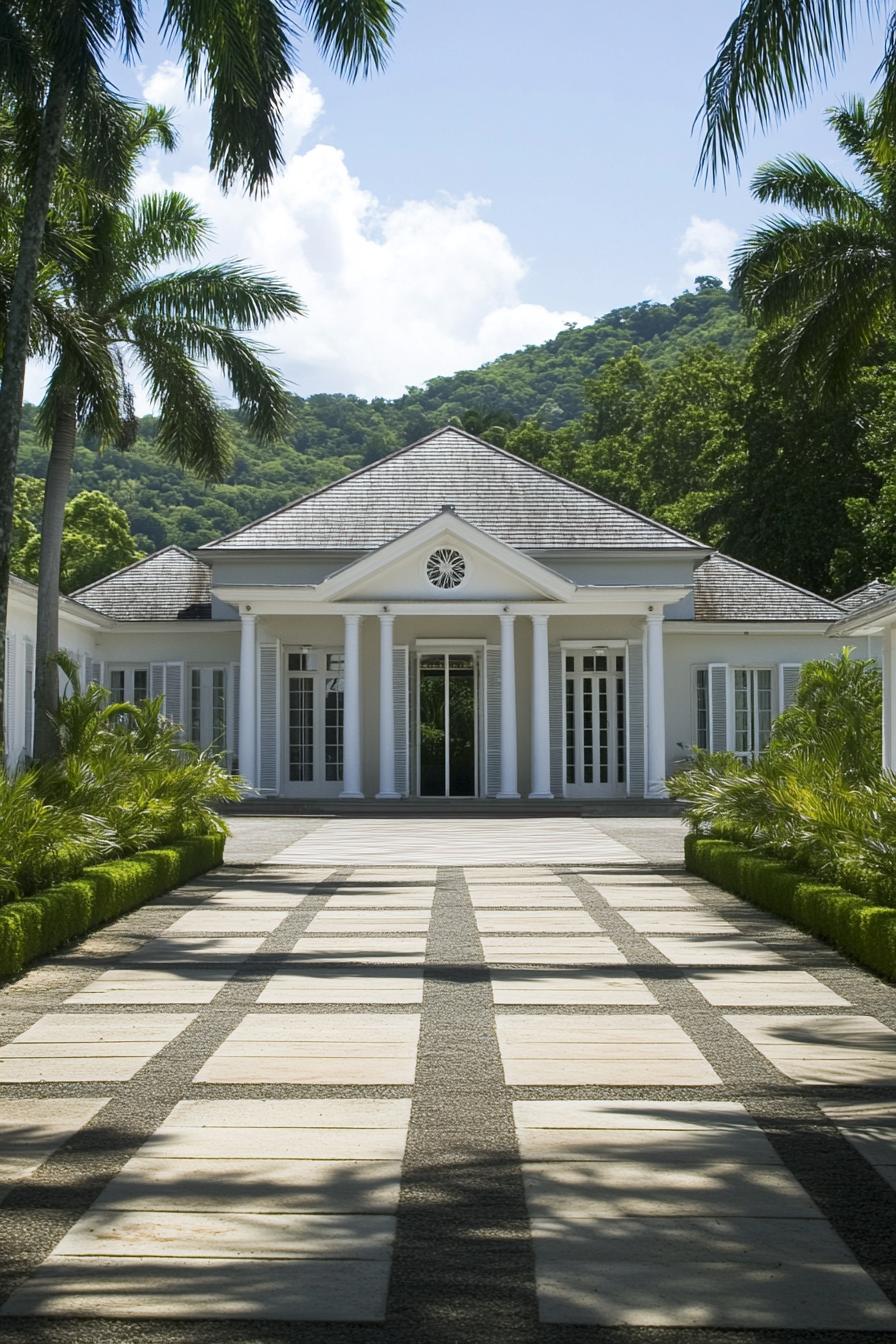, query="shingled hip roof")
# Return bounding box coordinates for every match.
[199,426,706,553]
[691,553,841,622]
[73,546,212,621]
